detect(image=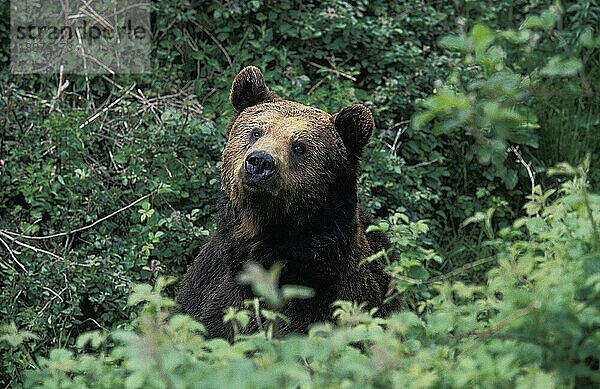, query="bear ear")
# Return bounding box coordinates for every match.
[230,66,278,112]
[331,104,375,156]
